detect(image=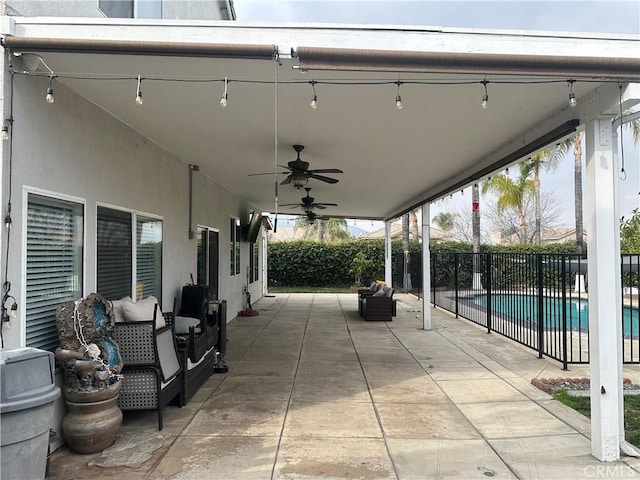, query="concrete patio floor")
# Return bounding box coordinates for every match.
[48,293,640,479]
